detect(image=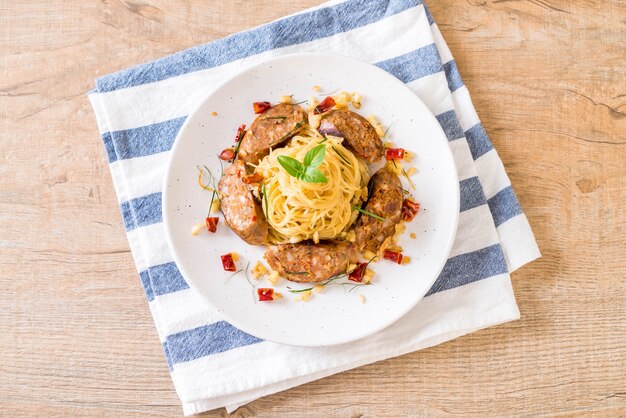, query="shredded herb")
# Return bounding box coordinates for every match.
[287,274,346,293]
[204,165,221,202]
[353,206,386,221]
[261,183,269,216]
[242,262,255,303]
[332,146,351,165]
[264,116,287,121]
[292,100,307,105]
[402,167,415,190]
[285,271,308,275]
[224,269,243,283]
[276,121,304,144]
[207,189,217,217]
[319,88,338,97]
[318,136,329,144]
